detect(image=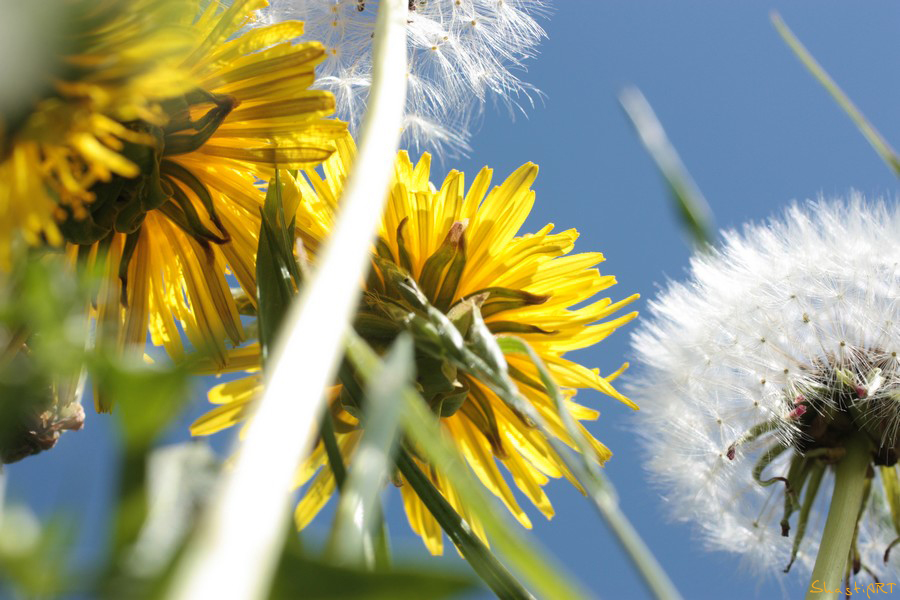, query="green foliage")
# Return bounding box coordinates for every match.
[344,331,588,600]
[256,171,302,362]
[248,170,475,595]
[619,86,715,248]
[772,12,900,178]
[0,251,91,464]
[0,505,71,598]
[270,536,474,600]
[328,334,413,567]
